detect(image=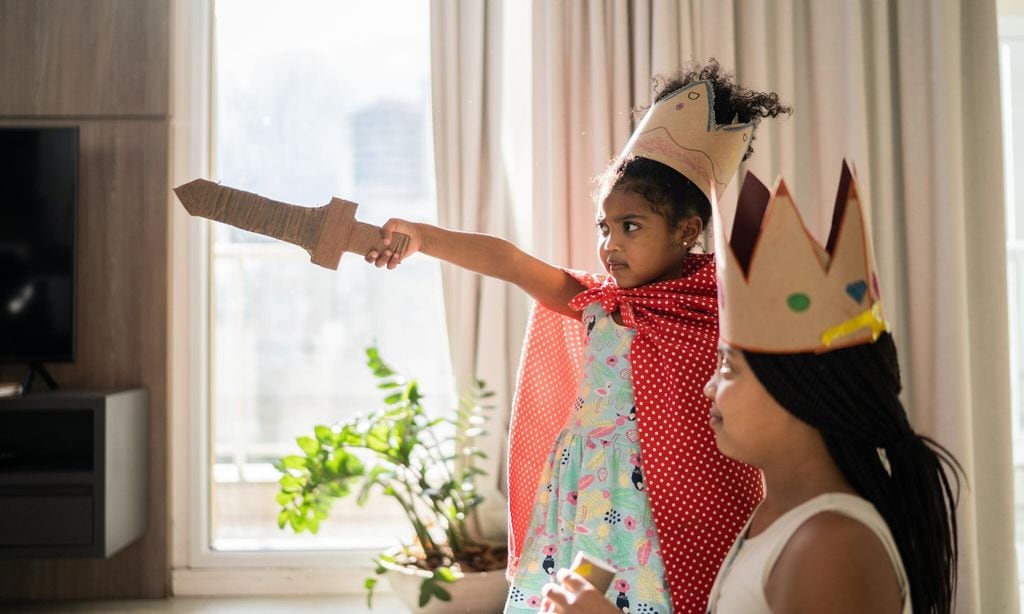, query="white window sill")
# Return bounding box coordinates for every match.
[16,594,404,612]
[171,565,384,597]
